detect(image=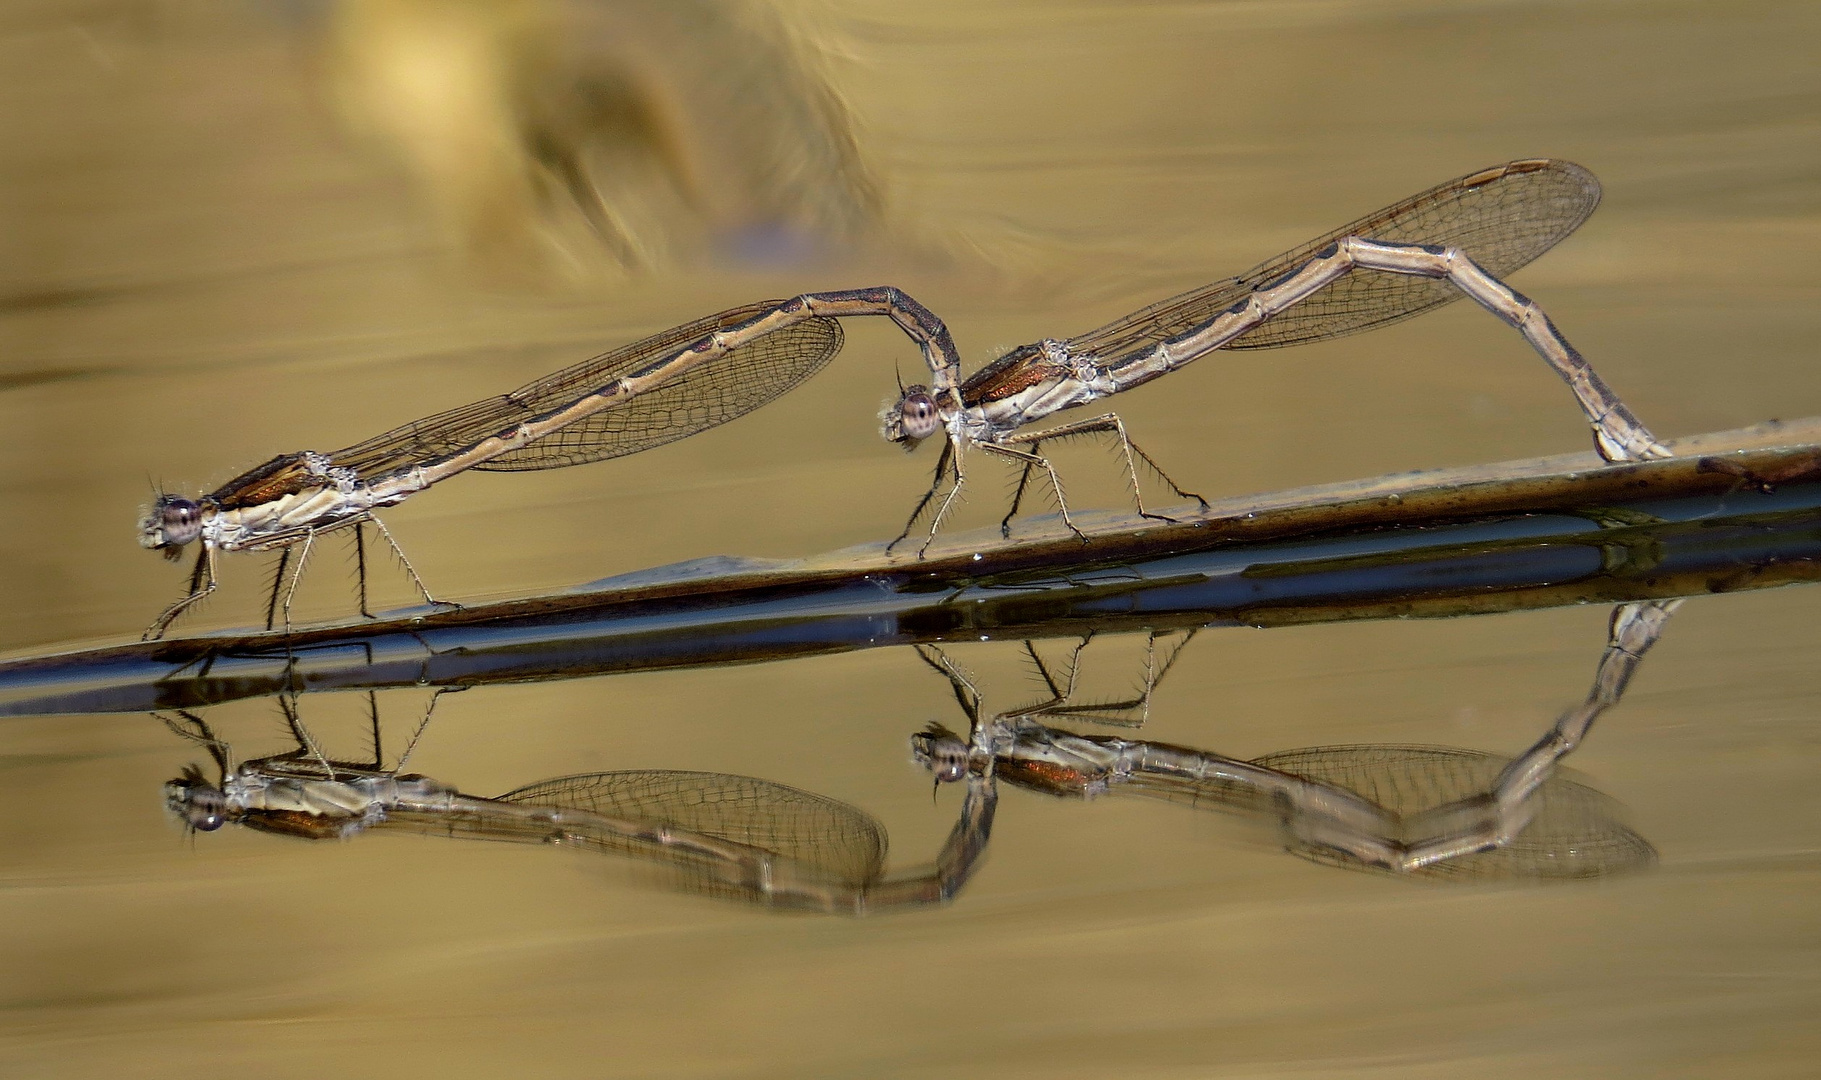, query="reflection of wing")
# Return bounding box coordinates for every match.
[1252,745,1655,881]
[500,770,887,887]
[1067,159,1601,364]
[328,302,843,478]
